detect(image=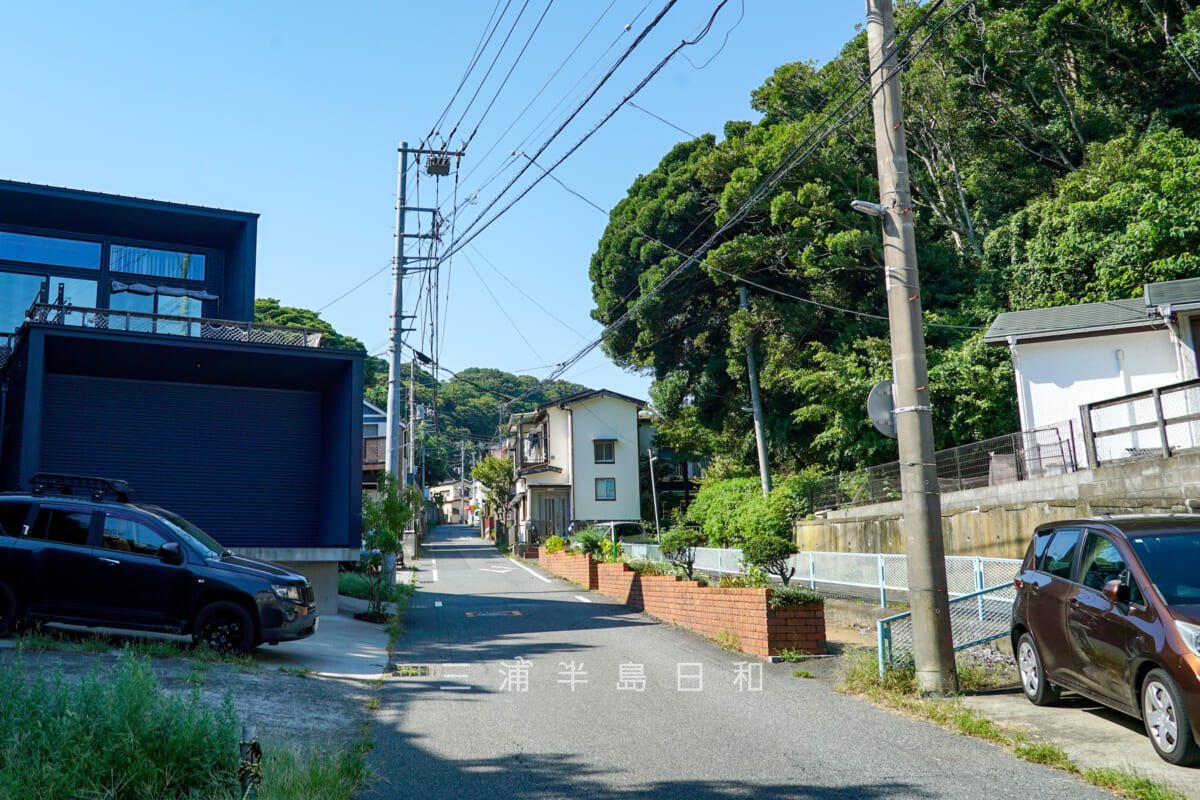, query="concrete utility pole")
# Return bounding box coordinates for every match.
[385,144,410,478]
[740,286,771,496]
[864,0,957,694]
